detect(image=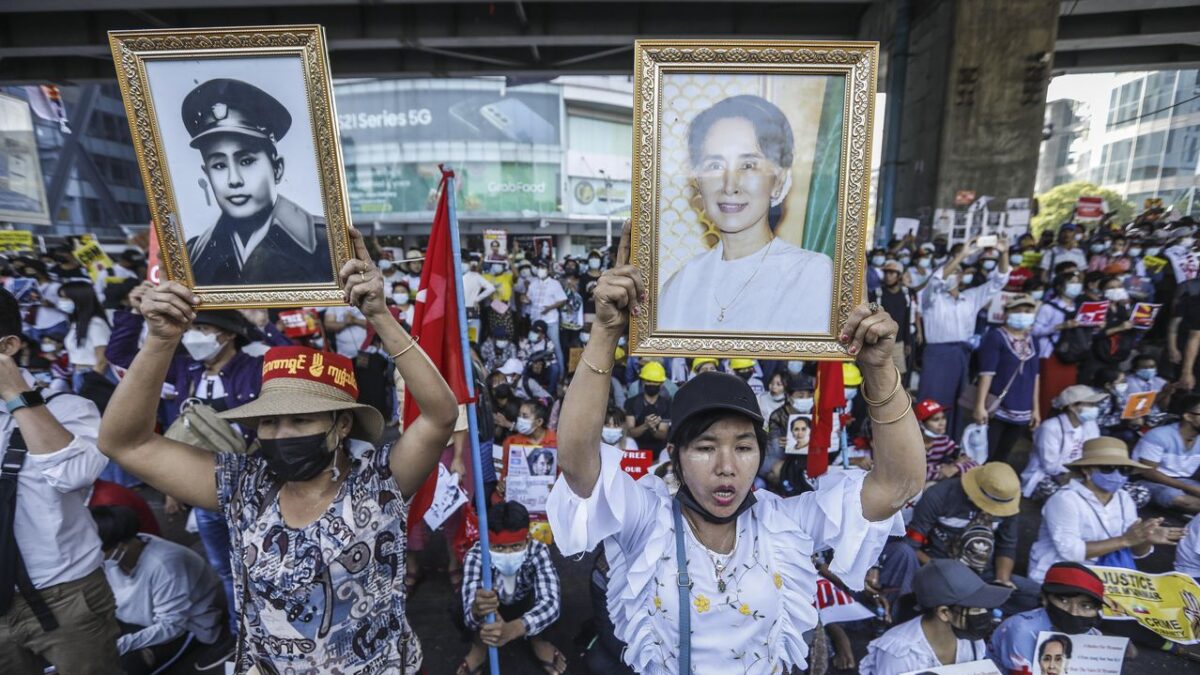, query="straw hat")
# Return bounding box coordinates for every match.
[1066,436,1149,470]
[219,346,384,444]
[961,463,1021,517]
